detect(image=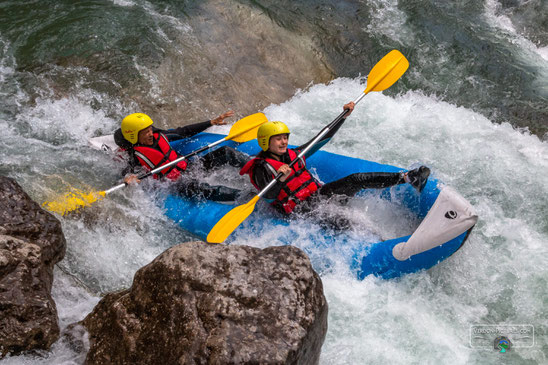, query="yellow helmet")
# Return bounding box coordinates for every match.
[121,113,154,144]
[257,121,290,151]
